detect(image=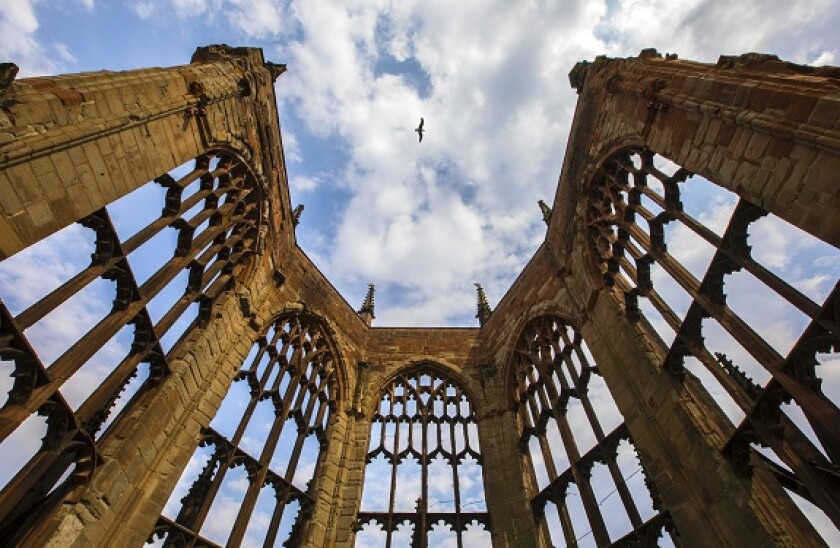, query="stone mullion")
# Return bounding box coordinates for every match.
[308,396,331,456]
[281,372,335,547]
[277,380,322,502]
[0,209,136,440]
[447,394,463,548]
[272,353,308,450]
[556,330,644,529]
[385,384,401,547]
[523,373,560,484]
[533,350,610,546]
[629,175,821,320]
[266,344,296,396]
[554,500,578,548]
[229,331,286,447]
[617,224,831,491]
[259,483,286,547]
[76,348,147,437]
[615,248,760,419]
[181,443,236,538]
[582,282,825,544]
[533,340,557,420]
[227,374,320,546]
[401,390,414,460]
[0,399,93,537]
[628,202,840,440]
[212,361,281,546]
[524,324,607,545]
[116,179,210,255]
[172,438,224,534]
[735,402,840,529]
[227,347,306,540]
[419,381,430,548]
[619,215,840,439]
[377,398,389,453]
[514,381,537,449]
[521,371,542,434]
[45,201,238,385]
